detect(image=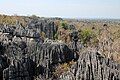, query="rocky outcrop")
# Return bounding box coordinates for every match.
[0,17,120,80]
[69,30,83,51]
[0,36,78,80]
[58,50,120,80]
[75,51,120,80]
[31,39,78,79]
[3,57,36,80]
[27,19,58,39]
[0,42,9,80]
[0,18,58,40]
